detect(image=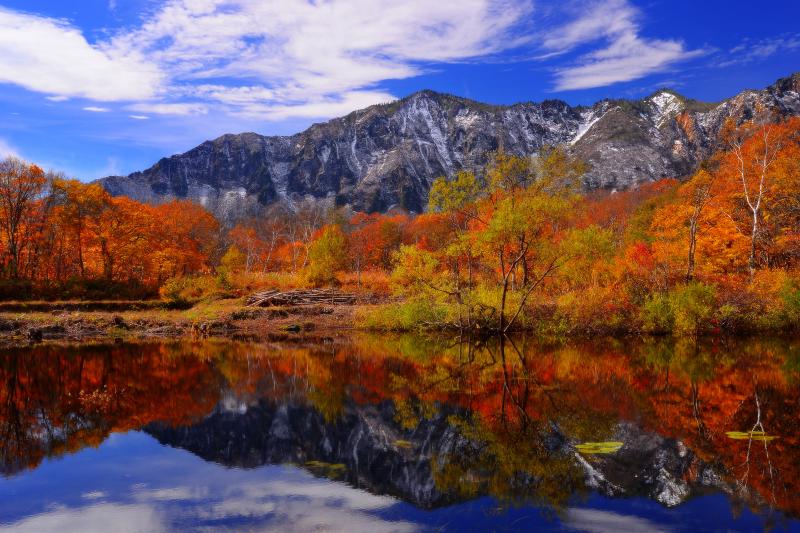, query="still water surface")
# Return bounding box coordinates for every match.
[0,335,798,532]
